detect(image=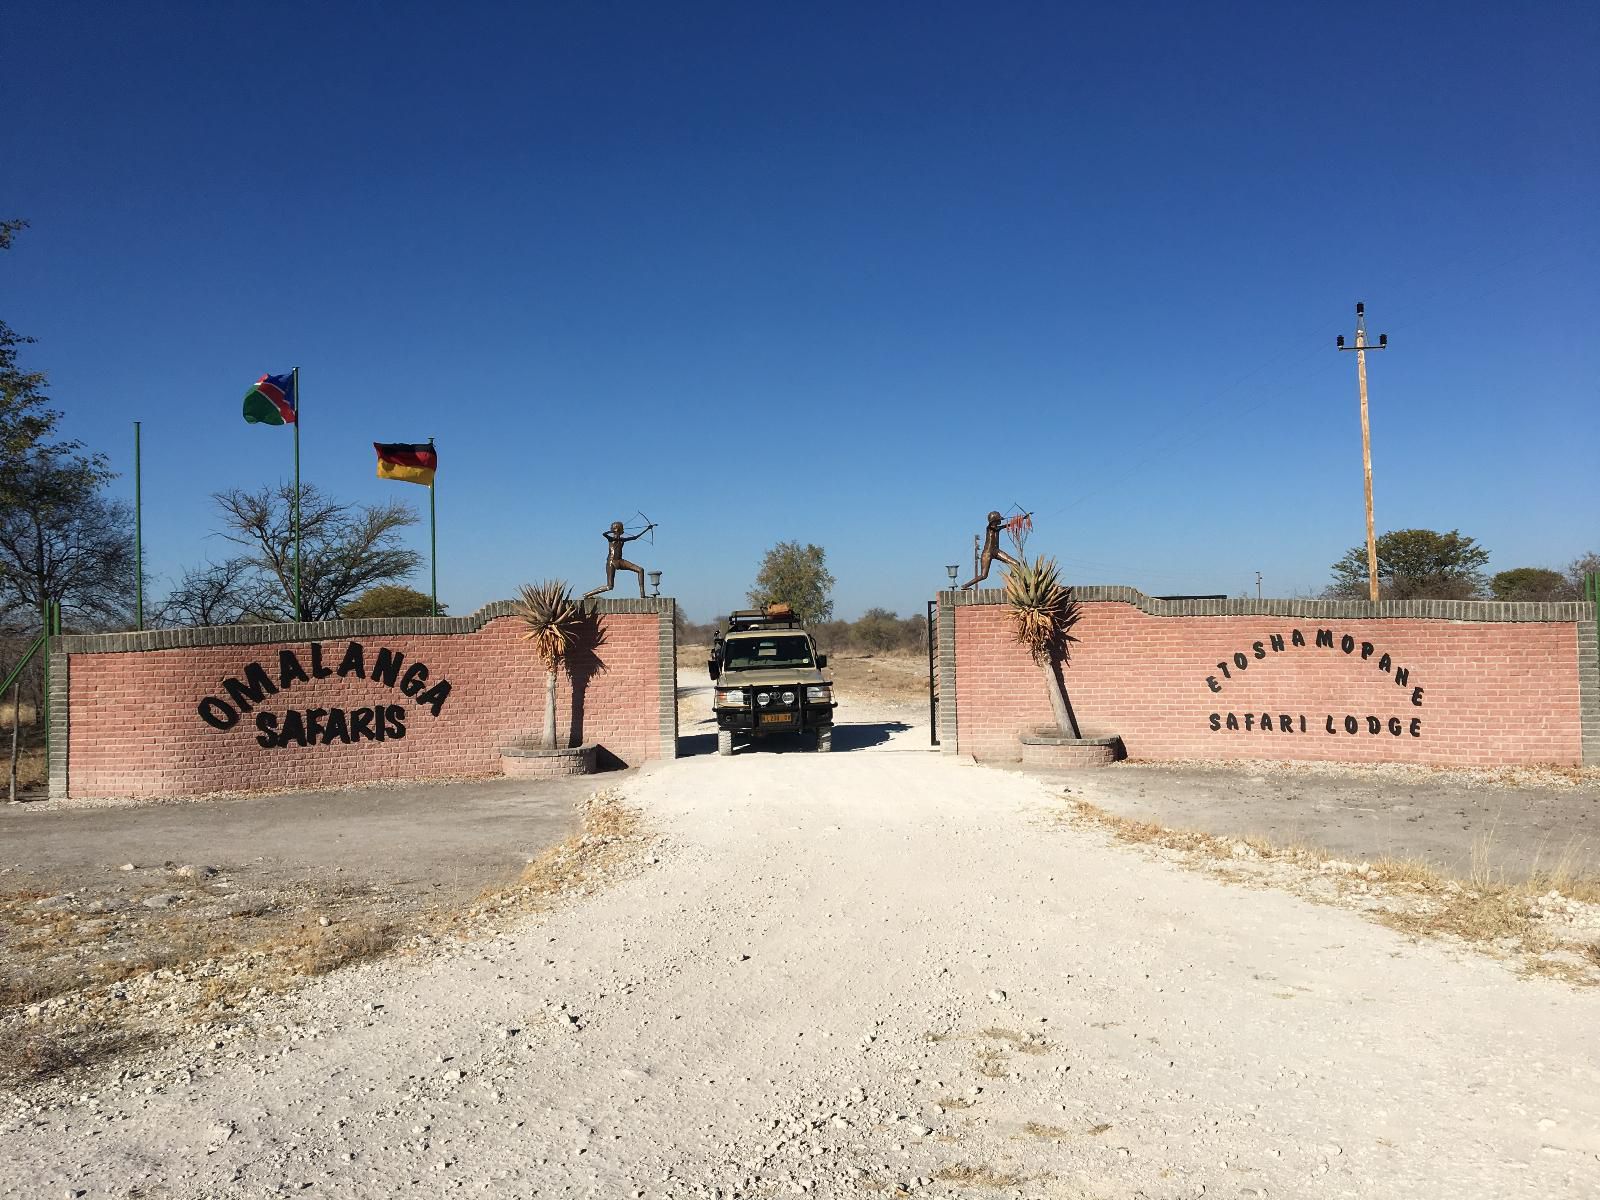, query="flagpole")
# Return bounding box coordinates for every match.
[428,436,437,617]
[133,420,143,630]
[292,365,302,621]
